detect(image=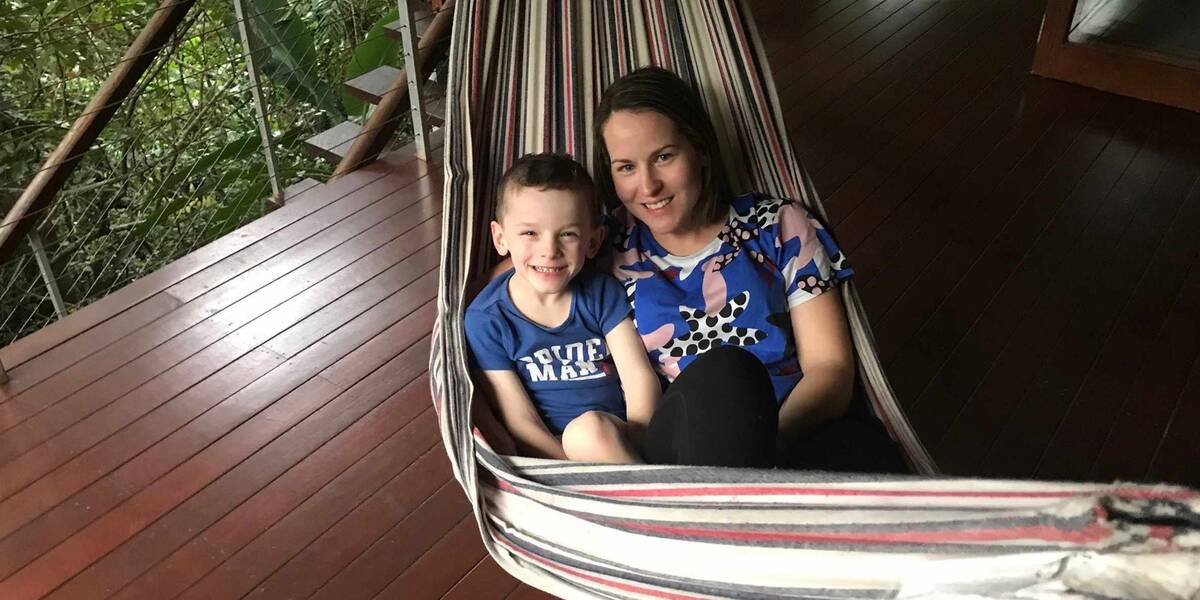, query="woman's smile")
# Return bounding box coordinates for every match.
[643,196,673,211]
